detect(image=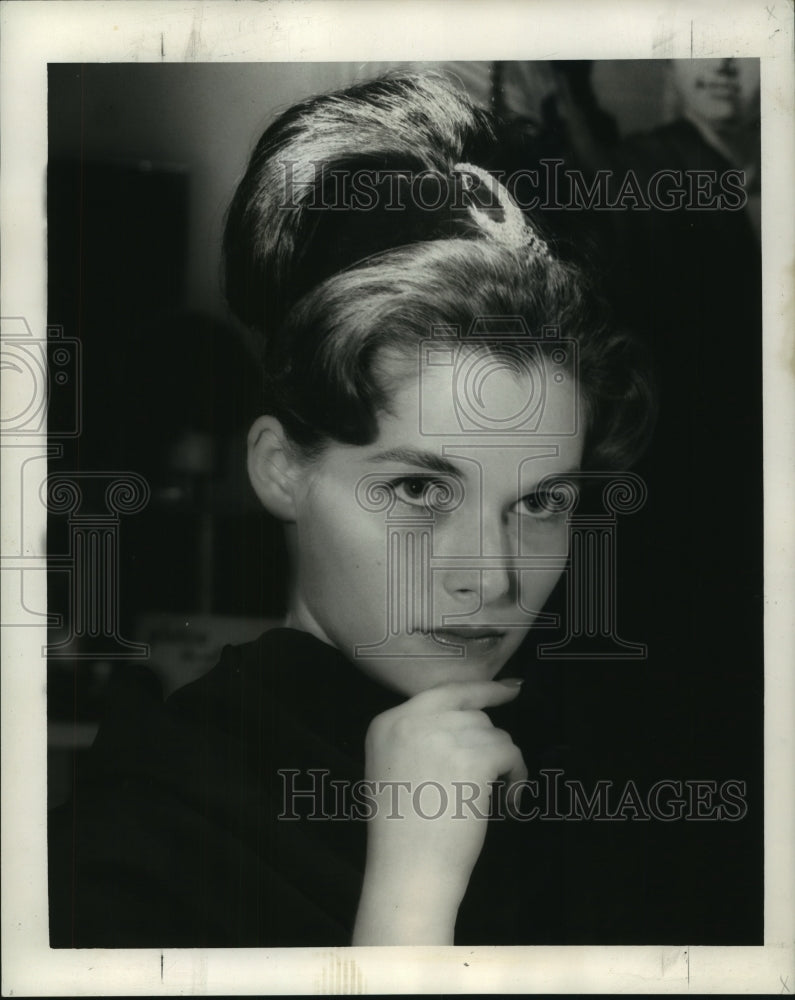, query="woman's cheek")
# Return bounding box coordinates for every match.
[350,522,388,590]
[326,514,388,592]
